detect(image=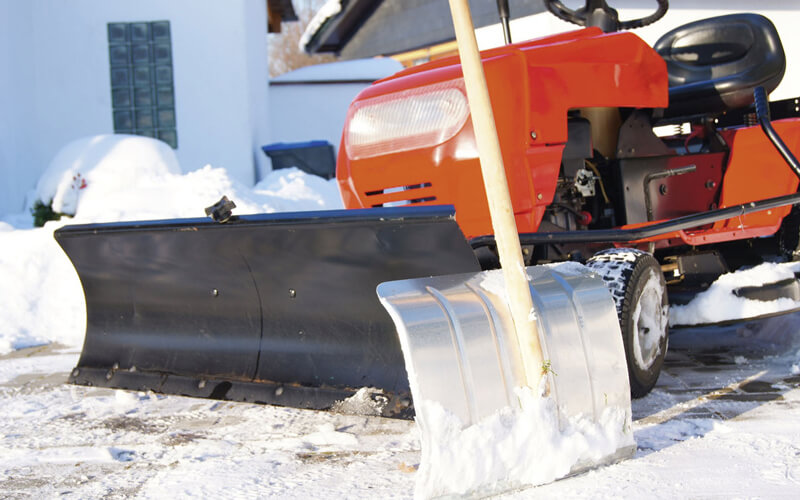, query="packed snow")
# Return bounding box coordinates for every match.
[413,387,633,498]
[670,260,800,326]
[1,134,800,498]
